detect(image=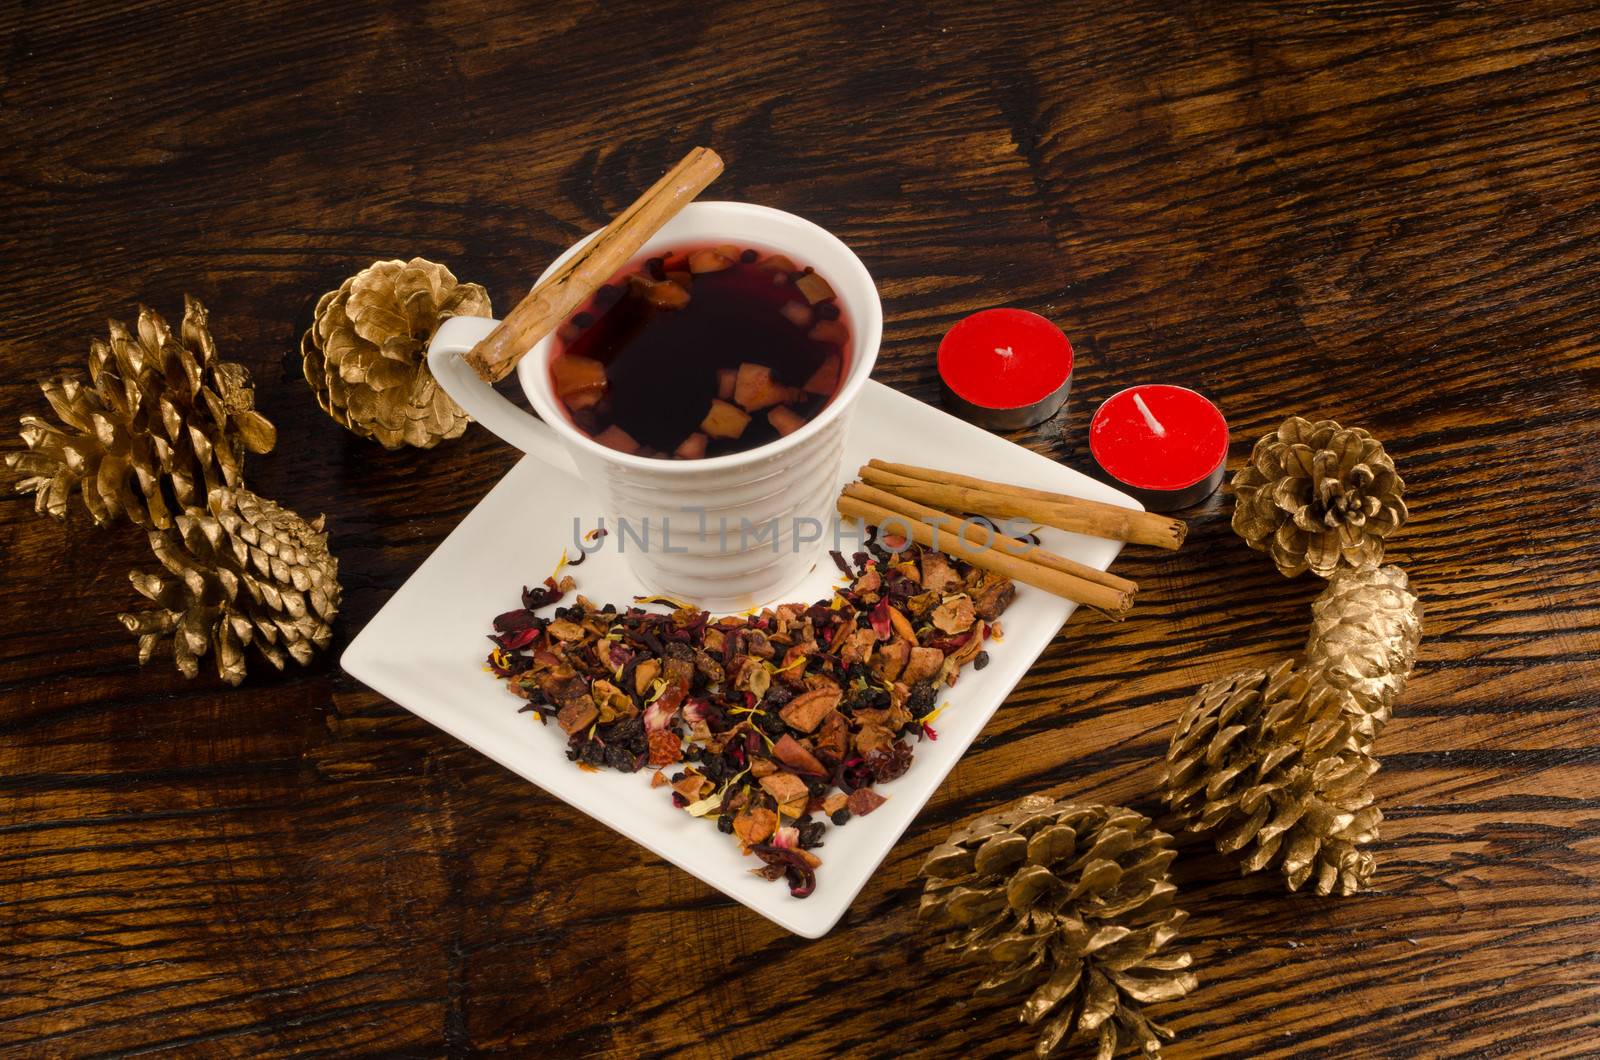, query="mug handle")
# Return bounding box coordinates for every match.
[428,315,577,473]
